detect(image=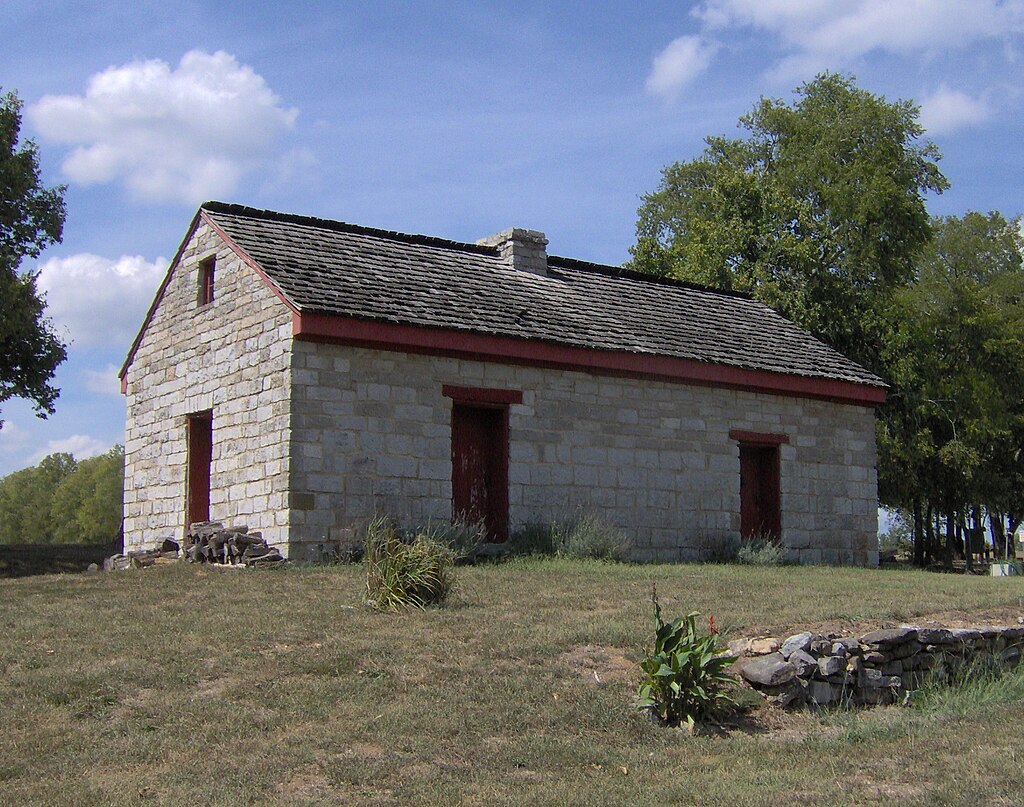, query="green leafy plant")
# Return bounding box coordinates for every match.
[637,586,737,729]
[364,515,457,610]
[735,536,785,566]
